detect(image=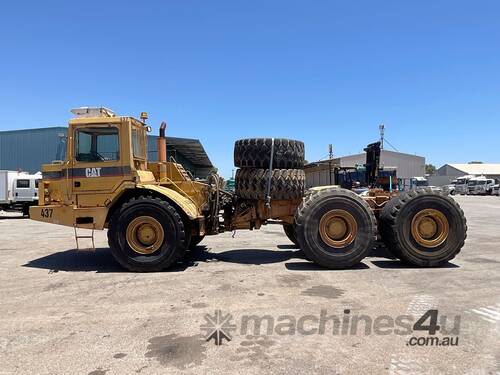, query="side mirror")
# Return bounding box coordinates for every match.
[145,125,152,132]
